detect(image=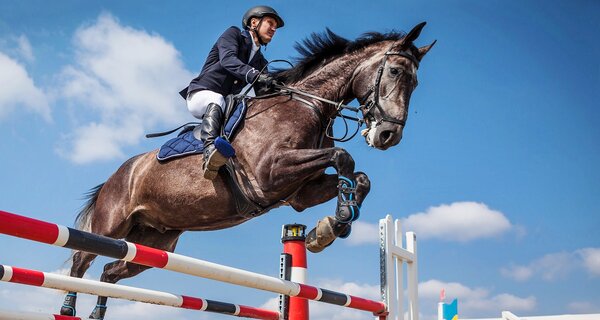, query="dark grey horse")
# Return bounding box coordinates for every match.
[61,22,434,318]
